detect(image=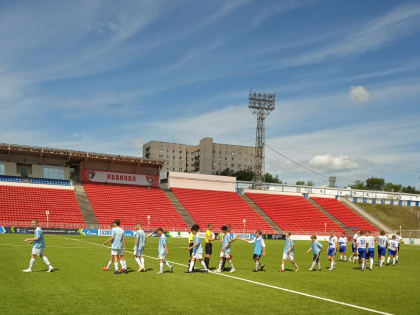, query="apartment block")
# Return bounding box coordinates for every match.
[143,137,255,175]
